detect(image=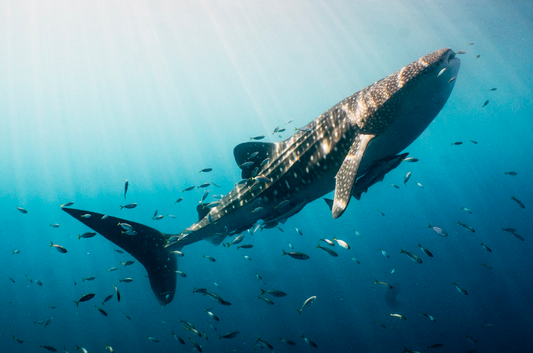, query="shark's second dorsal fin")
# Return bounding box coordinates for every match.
[233,142,278,179]
[332,134,375,219]
[196,204,211,222]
